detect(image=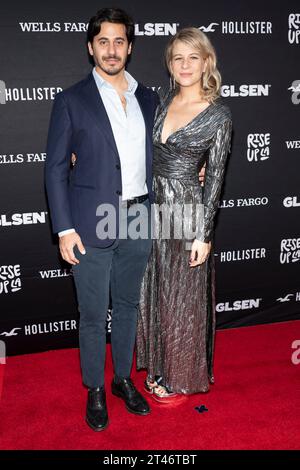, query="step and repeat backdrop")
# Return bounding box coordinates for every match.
[0,0,299,355]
